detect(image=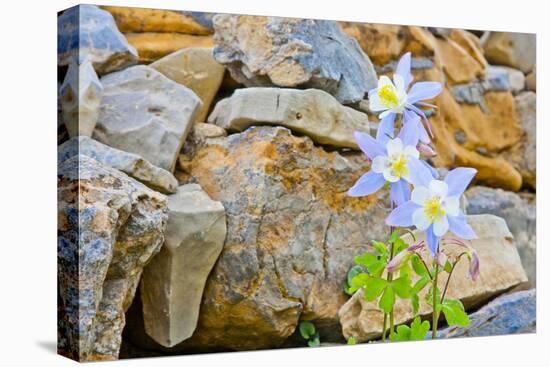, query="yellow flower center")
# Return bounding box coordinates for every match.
[391,154,408,178]
[378,84,400,109]
[424,196,445,222]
